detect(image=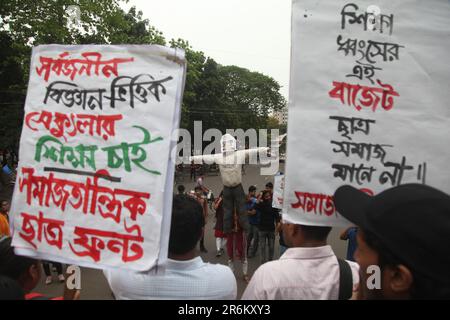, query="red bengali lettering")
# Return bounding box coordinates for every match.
[18,167,150,224]
[69,223,144,263]
[291,191,336,217]
[25,110,123,142]
[18,211,64,250]
[328,80,399,112]
[36,52,134,82]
